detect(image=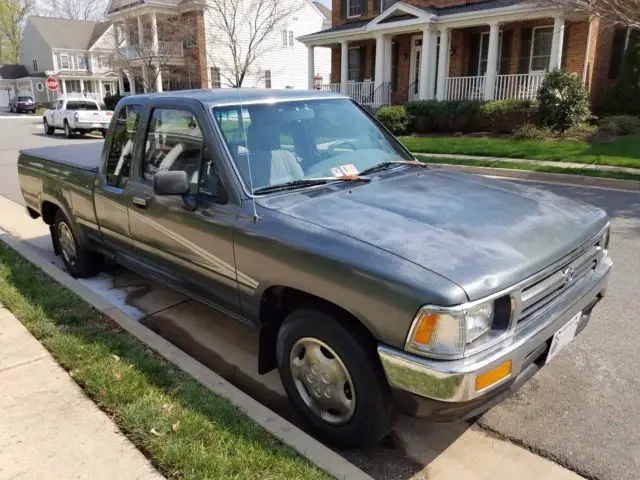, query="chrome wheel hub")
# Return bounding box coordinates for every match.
[58,222,77,267]
[289,337,355,424]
